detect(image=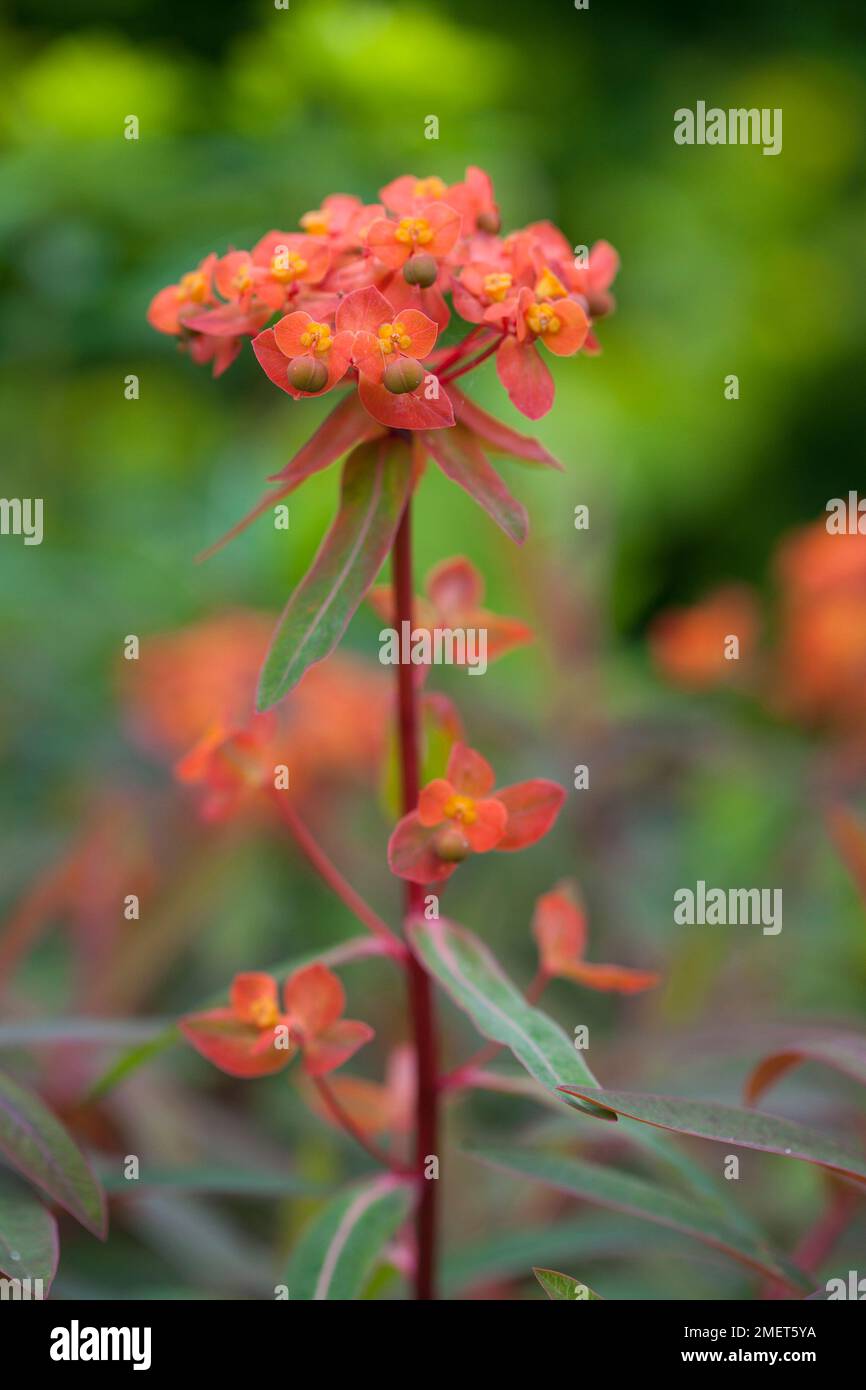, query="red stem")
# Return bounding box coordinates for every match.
[270,790,405,957]
[431,324,486,376]
[441,334,504,384]
[392,495,440,1301]
[312,1074,412,1177]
